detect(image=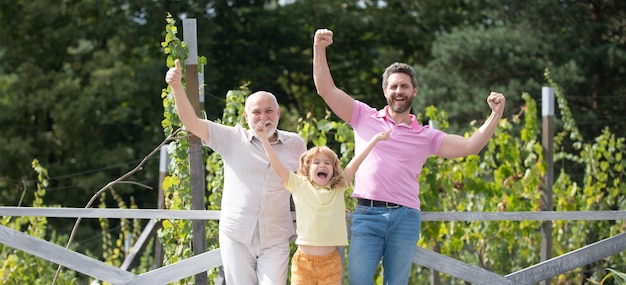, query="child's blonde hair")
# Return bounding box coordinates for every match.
[297,146,348,191]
